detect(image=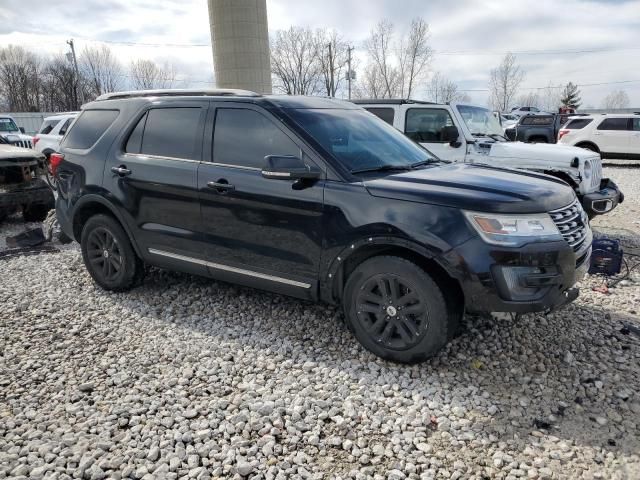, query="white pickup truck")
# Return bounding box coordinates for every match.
[354,100,623,217]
